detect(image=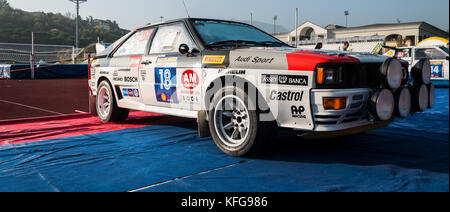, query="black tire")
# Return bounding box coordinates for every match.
[97,80,129,122]
[208,85,272,157]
